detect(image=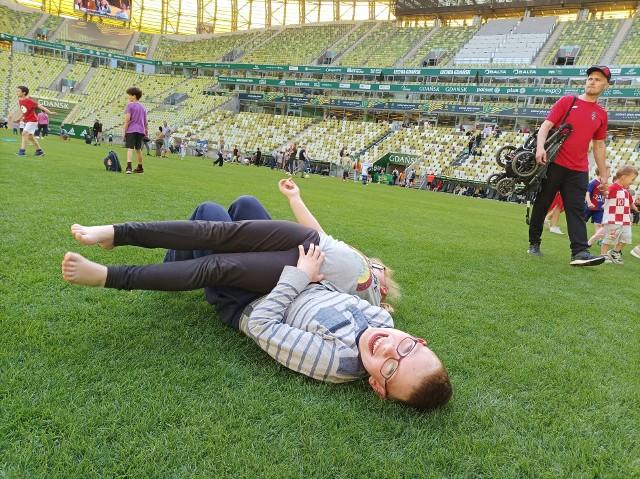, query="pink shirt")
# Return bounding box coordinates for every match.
[37,111,49,124]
